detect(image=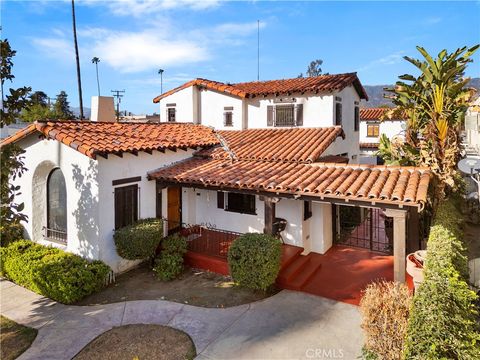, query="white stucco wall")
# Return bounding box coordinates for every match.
[359,119,405,144]
[180,188,335,251]
[245,93,335,129]
[97,149,195,272]
[13,136,101,260]
[159,86,194,123]
[199,89,244,130]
